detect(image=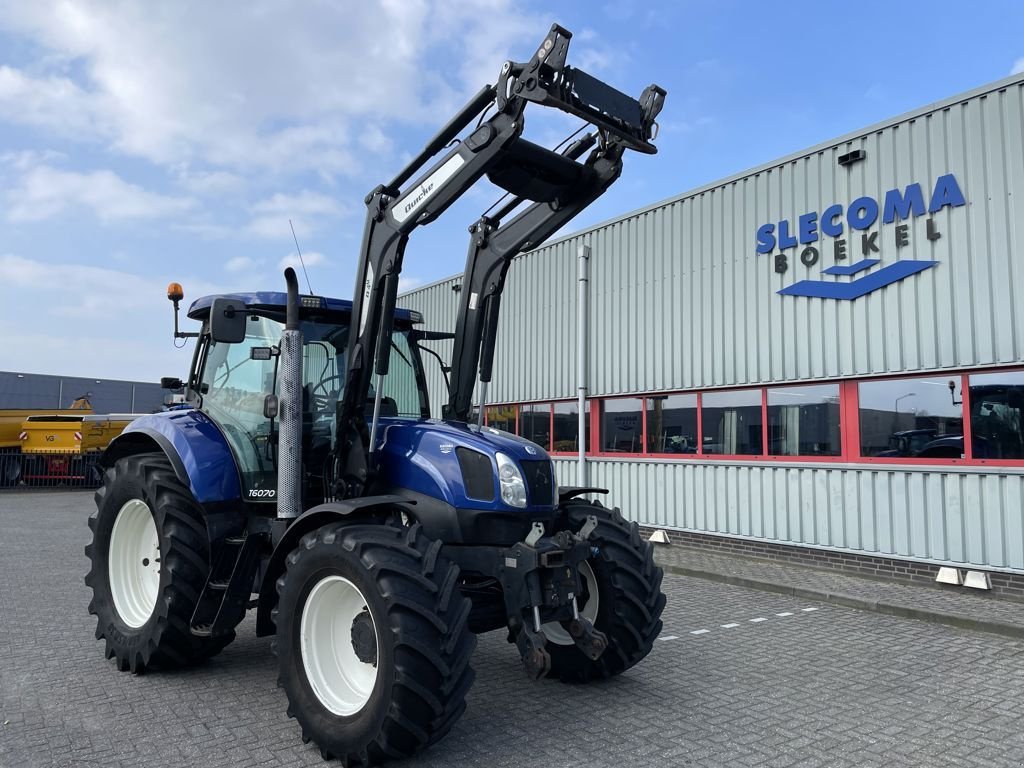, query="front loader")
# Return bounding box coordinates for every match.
[85,25,667,764]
